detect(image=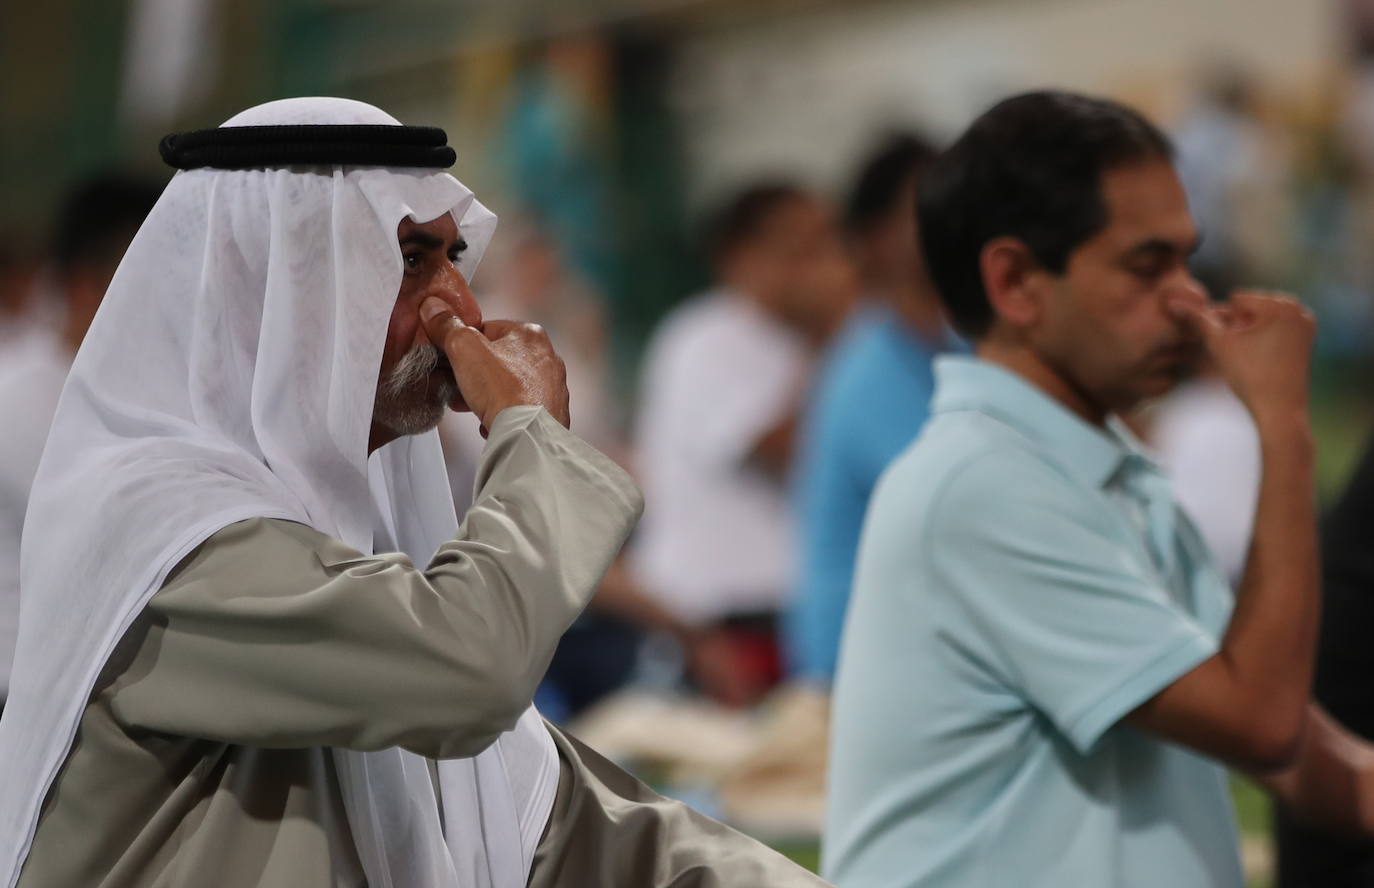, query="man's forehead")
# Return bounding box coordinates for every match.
[397,213,459,243]
[1097,160,1198,251]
